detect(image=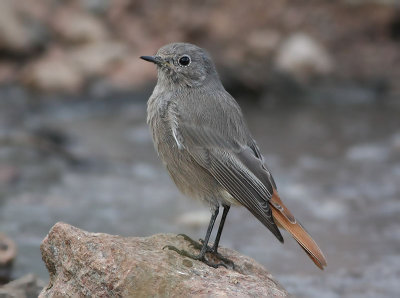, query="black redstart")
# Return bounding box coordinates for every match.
[141,43,327,269]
